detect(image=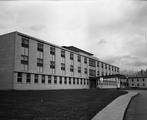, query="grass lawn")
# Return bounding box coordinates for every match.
[0,89,127,120]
